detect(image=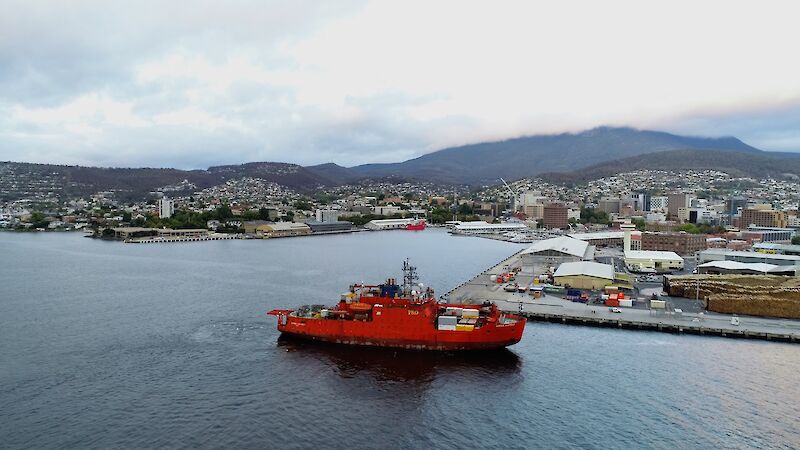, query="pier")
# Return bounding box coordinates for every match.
[446,251,800,343]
